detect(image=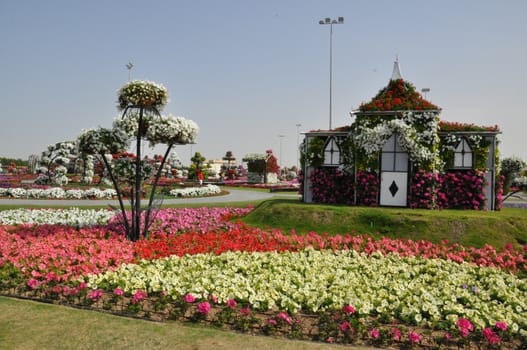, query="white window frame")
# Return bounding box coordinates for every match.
[323,137,340,166]
[453,137,473,169]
